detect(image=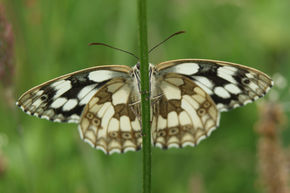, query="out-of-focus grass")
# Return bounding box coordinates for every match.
[0,0,289,193]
